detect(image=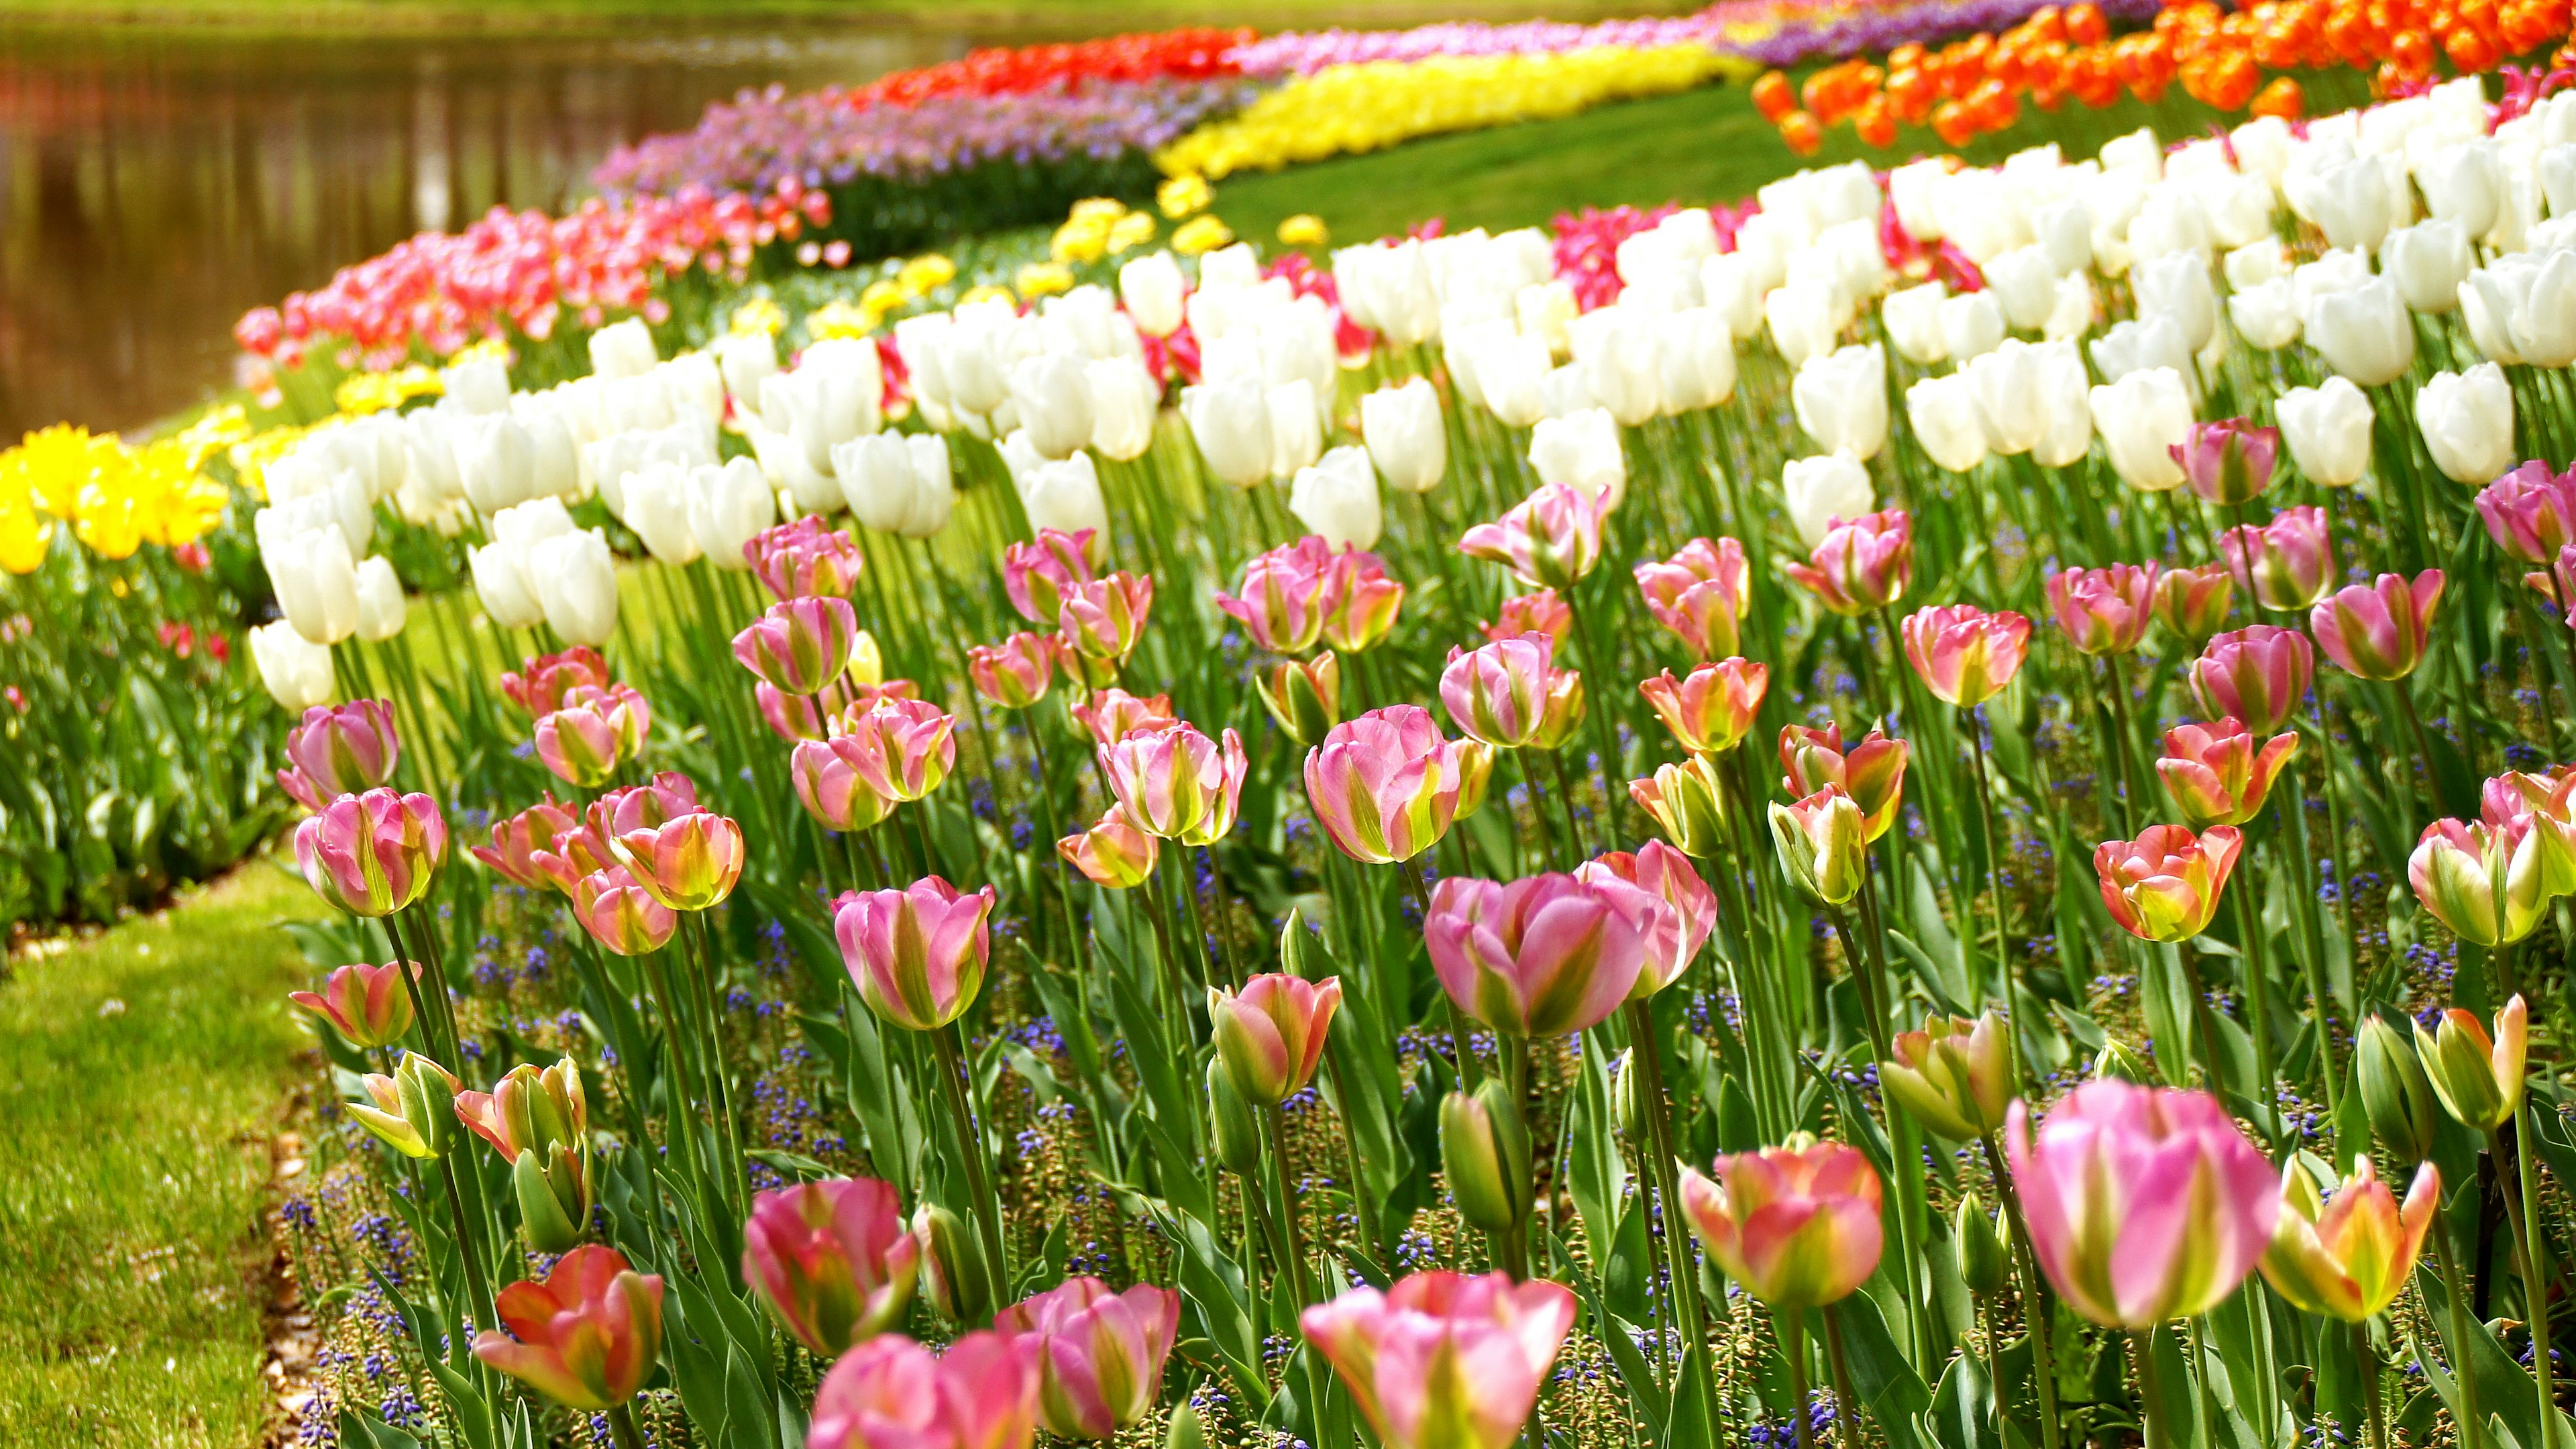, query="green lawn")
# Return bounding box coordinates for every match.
[0,856,325,1447]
